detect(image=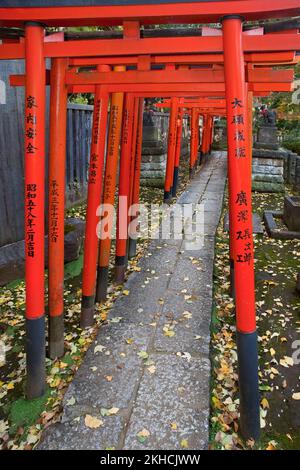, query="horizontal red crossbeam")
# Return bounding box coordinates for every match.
[132,91,269,98]
[155,99,226,109]
[67,83,293,93]
[10,74,293,93]
[1,34,300,60]
[69,51,297,67]
[64,68,293,85]
[11,68,293,88]
[0,1,299,26]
